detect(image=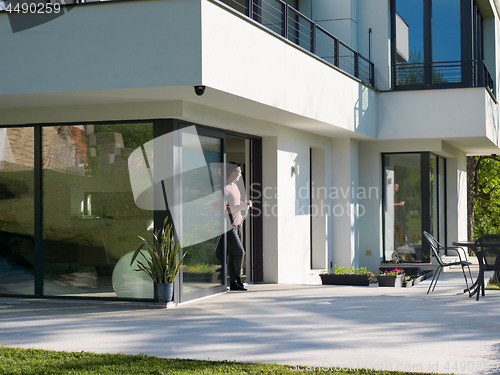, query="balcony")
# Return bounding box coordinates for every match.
[217,0,374,88]
[395,60,495,99]
[0,0,378,138]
